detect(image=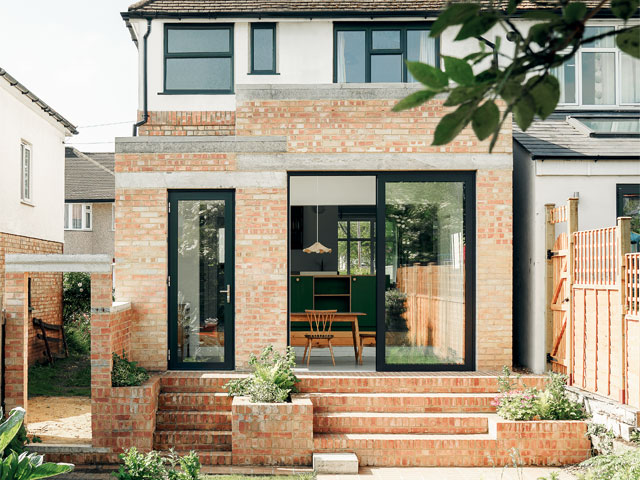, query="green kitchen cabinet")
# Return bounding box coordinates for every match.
[351,275,376,331]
